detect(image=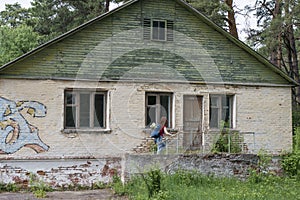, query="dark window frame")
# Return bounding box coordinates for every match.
[151,20,166,41]
[143,18,174,41]
[145,92,173,127]
[64,89,107,130]
[209,94,234,129]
